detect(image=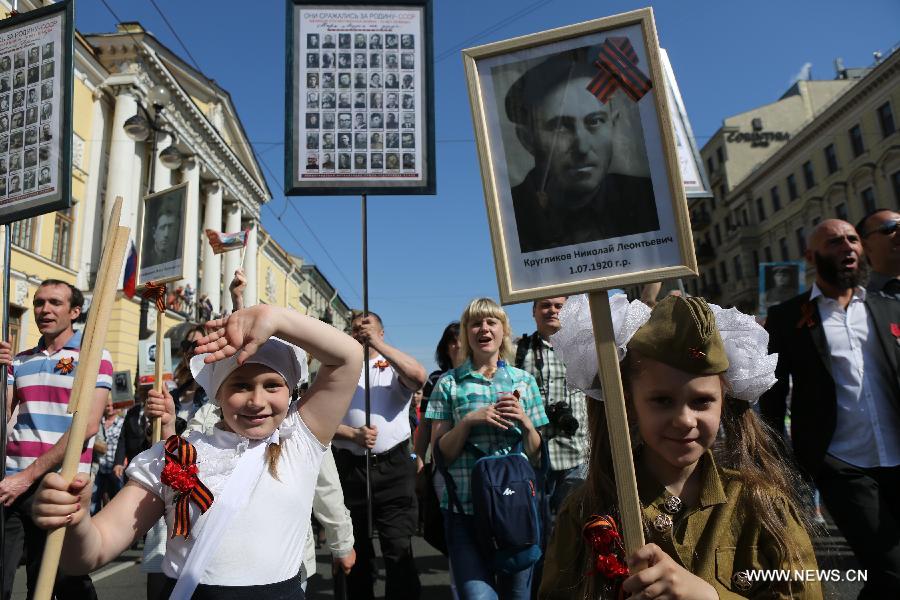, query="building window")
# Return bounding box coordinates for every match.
[764,246,773,263]
[51,209,73,266]
[787,174,799,200]
[802,161,815,189]
[706,156,714,175]
[716,147,724,166]
[892,170,900,207]
[878,102,896,138]
[812,216,821,226]
[824,144,839,175]
[796,227,806,255]
[710,194,716,211]
[10,218,35,251]
[73,133,86,172]
[755,197,766,222]
[771,186,782,212]
[733,255,743,280]
[861,187,876,213]
[849,124,865,157]
[751,249,760,274]
[719,261,728,283]
[8,307,23,355]
[779,237,789,261]
[741,209,748,226]
[718,185,726,203]
[835,202,848,220]
[714,223,722,246]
